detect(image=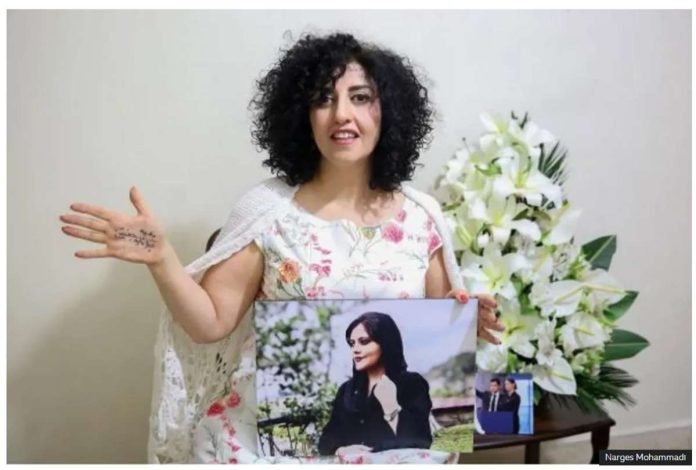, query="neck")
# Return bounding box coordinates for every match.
[366,365,386,388]
[310,159,378,205]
